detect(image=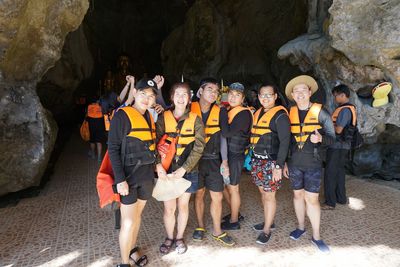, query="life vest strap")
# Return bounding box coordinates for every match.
[291,122,320,127]
[179,133,195,138]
